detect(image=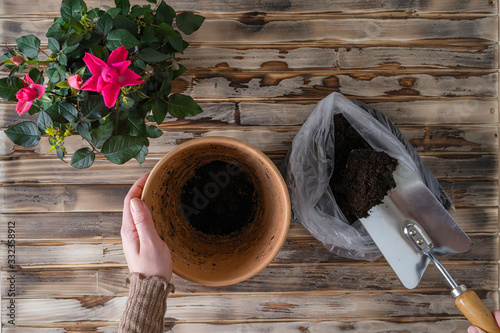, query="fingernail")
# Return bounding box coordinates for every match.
[130,198,142,212]
[468,327,479,333]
